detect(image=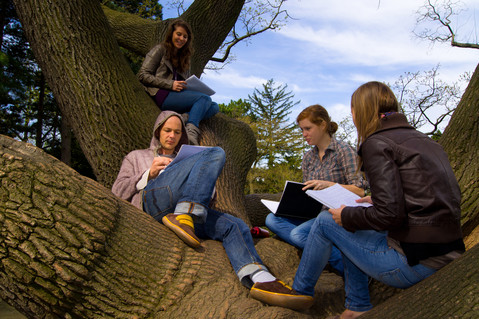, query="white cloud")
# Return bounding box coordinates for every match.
[203,69,266,89]
[280,0,478,67]
[194,0,478,119]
